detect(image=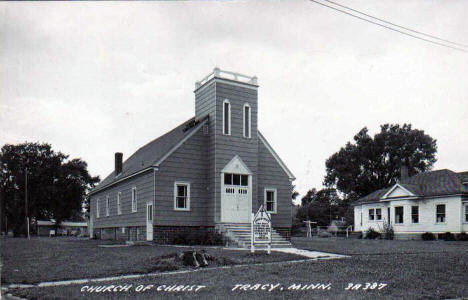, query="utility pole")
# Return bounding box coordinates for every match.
[25,168,30,240]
